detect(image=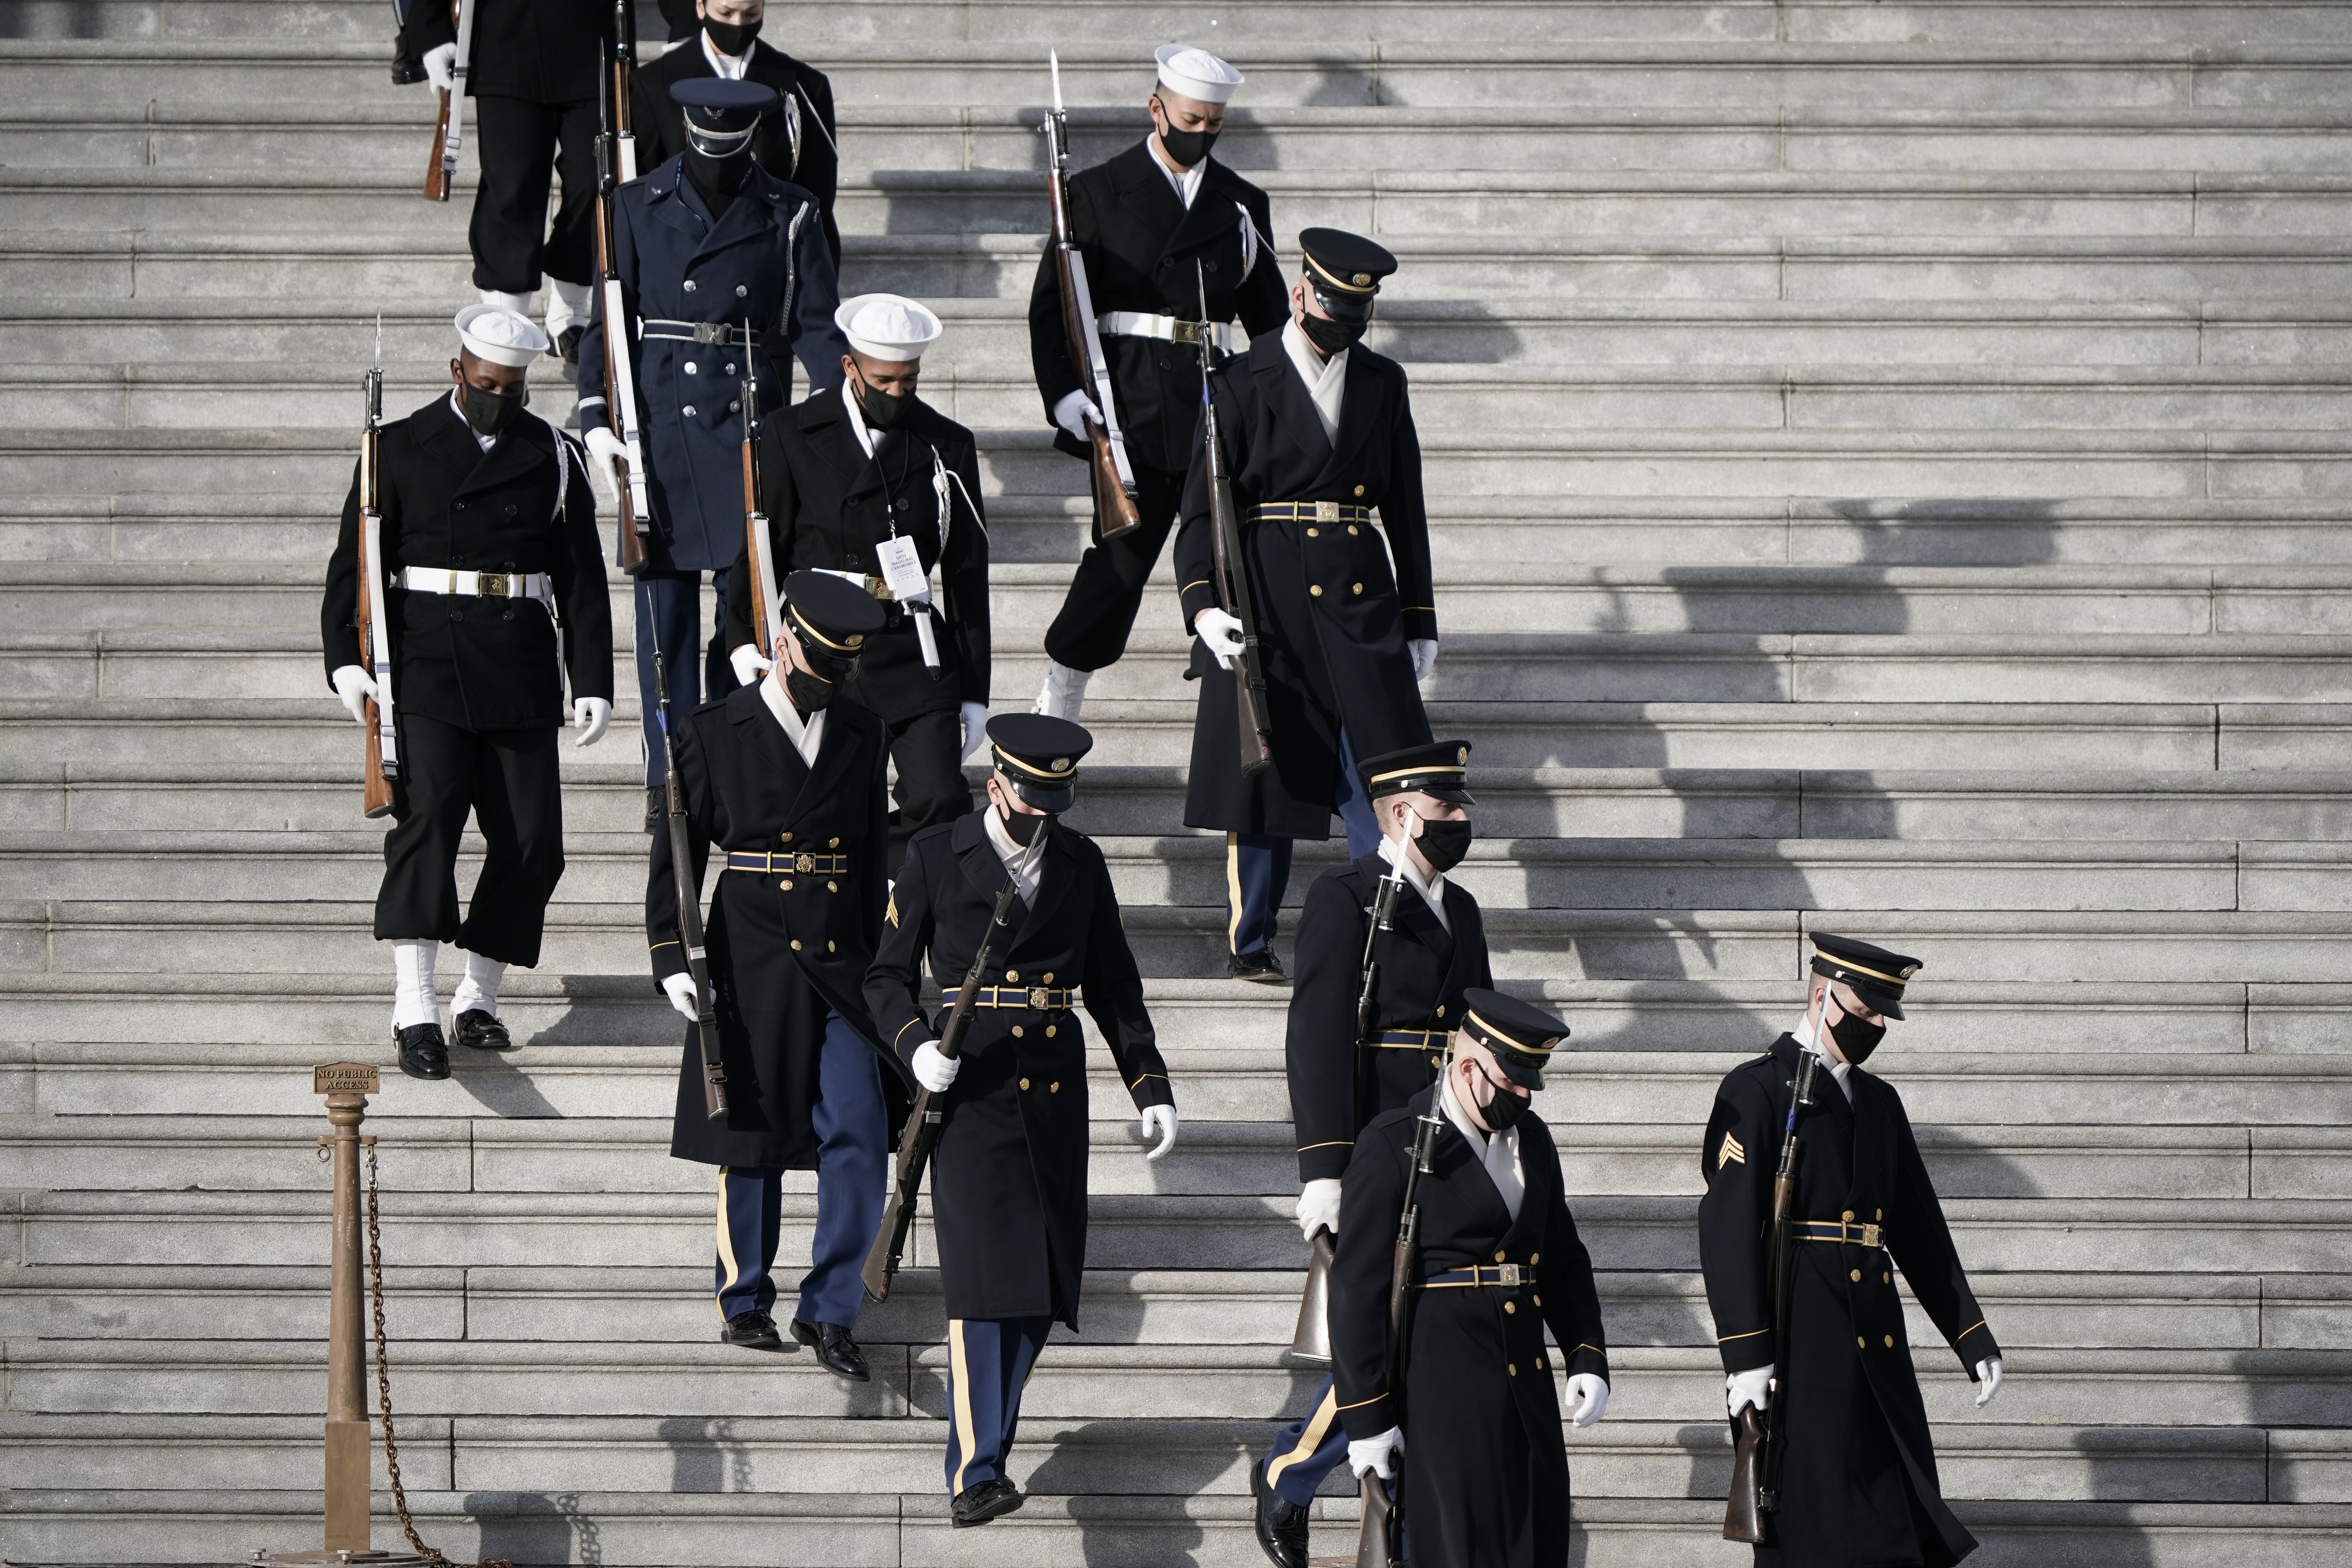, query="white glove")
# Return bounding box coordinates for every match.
[1193,606,1247,671]
[1975,1356,2003,1408]
[912,1040,959,1093]
[422,42,458,93]
[572,695,611,747]
[1565,1373,1609,1428]
[1408,638,1437,682]
[661,971,701,1022]
[1294,1177,1343,1240]
[1052,388,1103,444]
[959,701,989,762]
[1348,1426,1403,1480]
[1140,1103,1178,1161]
[331,664,376,726]
[730,642,773,689]
[585,426,626,500]
[1727,1365,1773,1418]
